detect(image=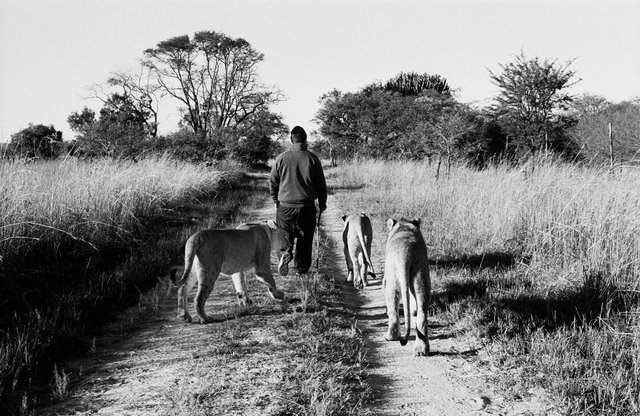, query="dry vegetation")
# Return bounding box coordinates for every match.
[155,272,369,416]
[1,157,371,416]
[0,156,243,411]
[5,154,640,415]
[328,159,640,415]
